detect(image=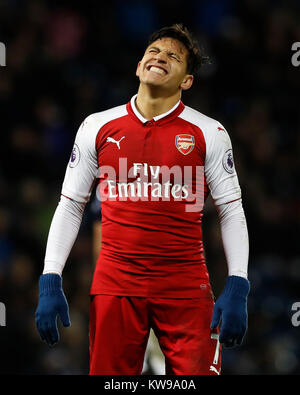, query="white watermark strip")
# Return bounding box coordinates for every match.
[0,42,6,66]
[0,302,6,326]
